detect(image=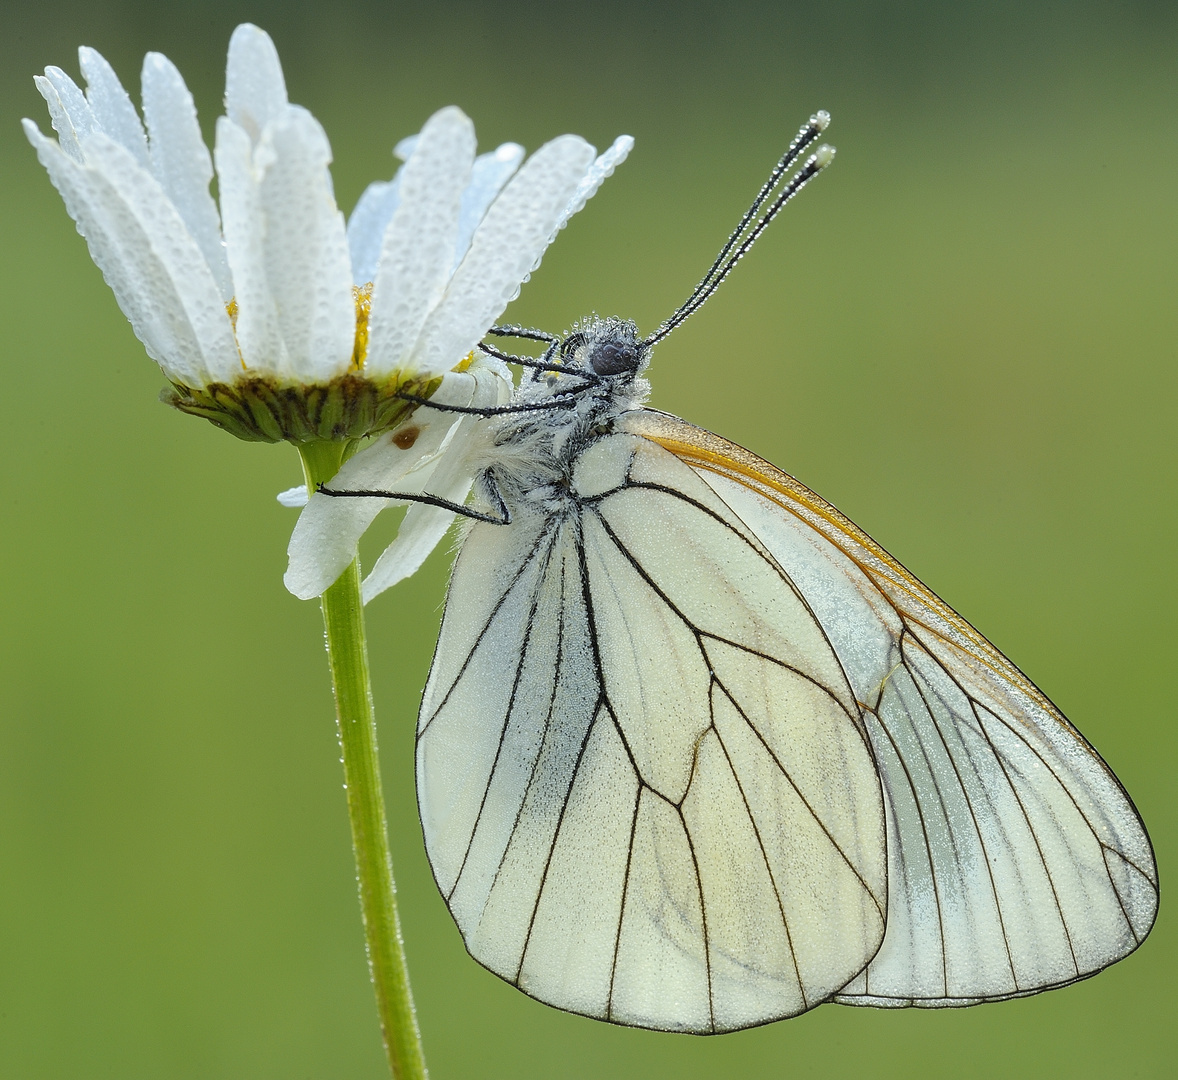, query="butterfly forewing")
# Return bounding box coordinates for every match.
[625,408,1158,1007]
[417,430,888,1033]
